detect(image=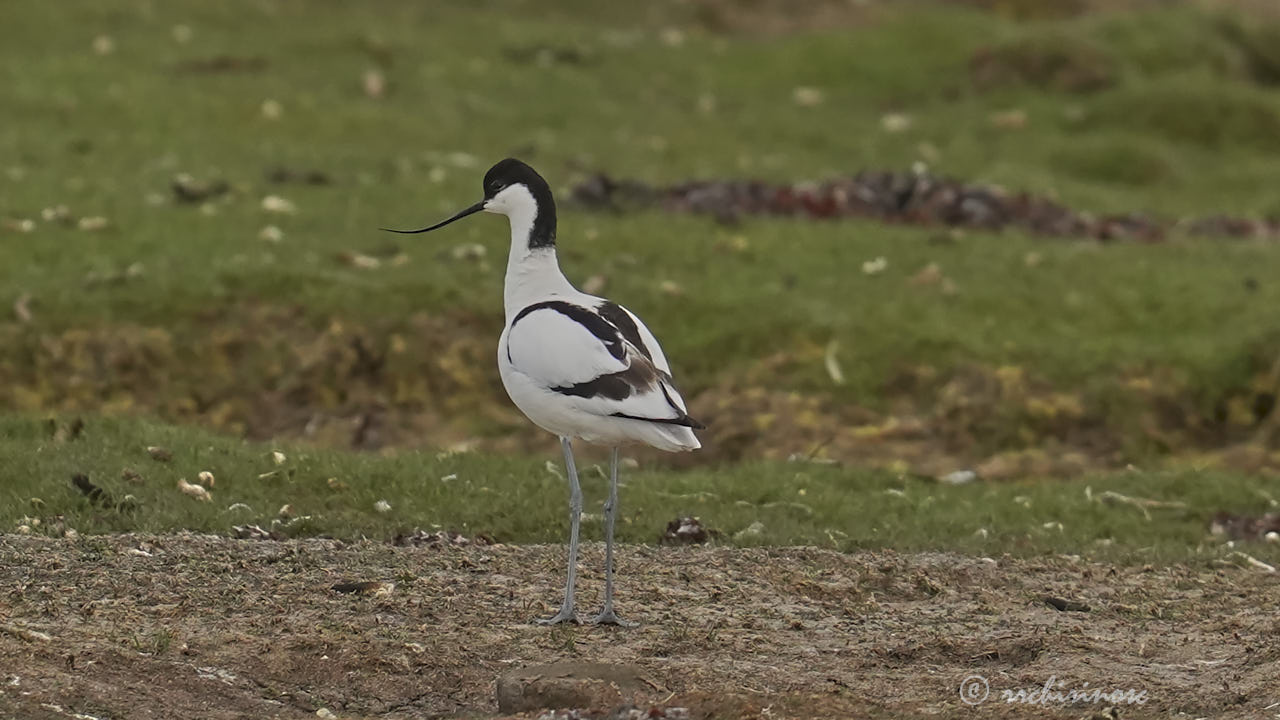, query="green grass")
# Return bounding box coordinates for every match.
[4,414,1278,565]
[2,1,1279,394]
[3,1,1280,558]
